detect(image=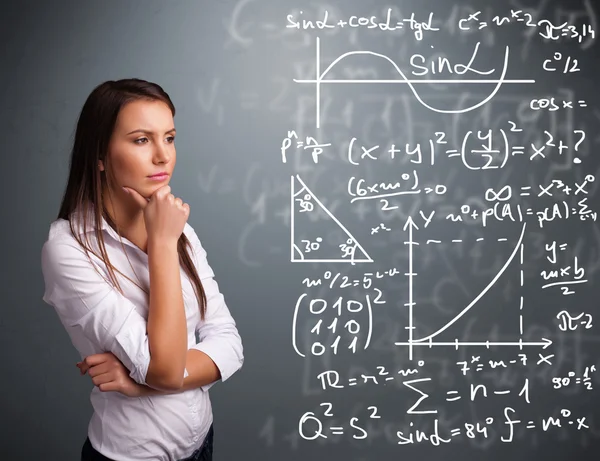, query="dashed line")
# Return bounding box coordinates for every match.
[424,237,510,244]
